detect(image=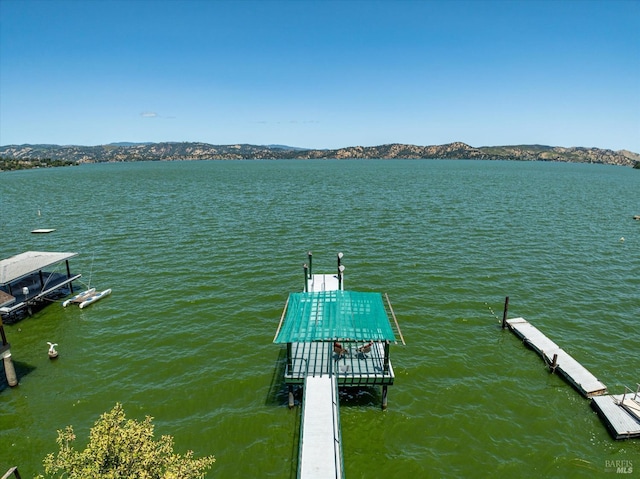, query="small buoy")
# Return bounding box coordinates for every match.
[47,342,58,359]
[620,237,625,242]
